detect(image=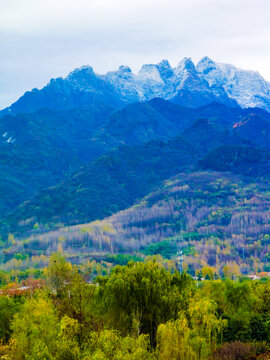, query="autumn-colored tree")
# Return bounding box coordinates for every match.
[157,297,227,359]
[201,266,217,280]
[223,262,240,279]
